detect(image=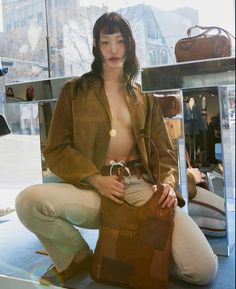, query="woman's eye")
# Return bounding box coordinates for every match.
[100,41,109,45]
